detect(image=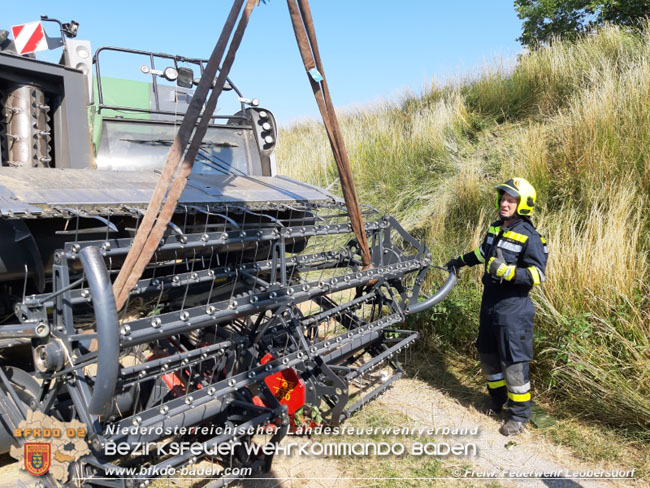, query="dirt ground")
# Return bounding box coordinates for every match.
[0,377,642,488]
[236,378,641,488]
